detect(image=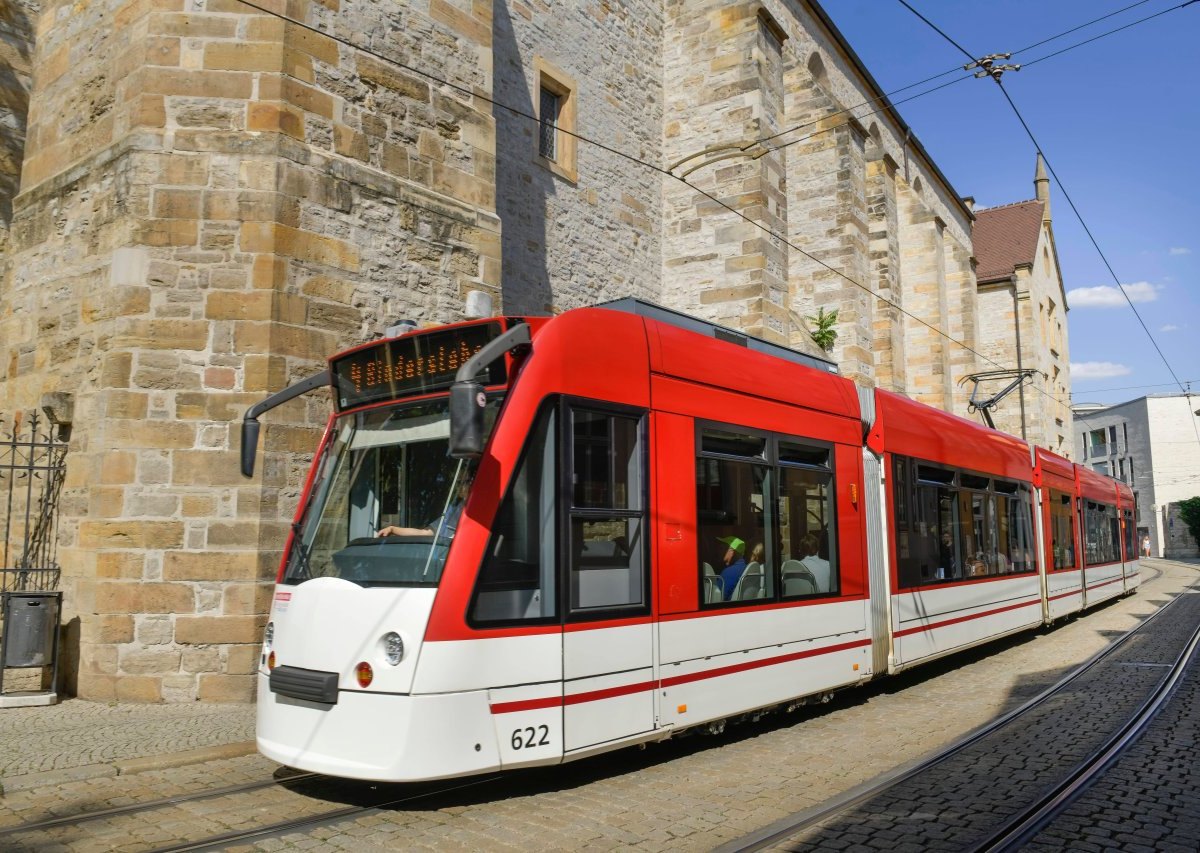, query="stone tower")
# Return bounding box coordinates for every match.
[1,0,1042,700]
